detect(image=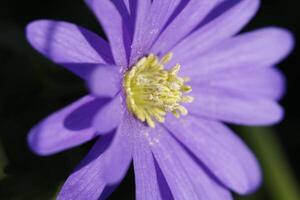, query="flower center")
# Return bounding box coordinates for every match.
[124,53,194,128]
